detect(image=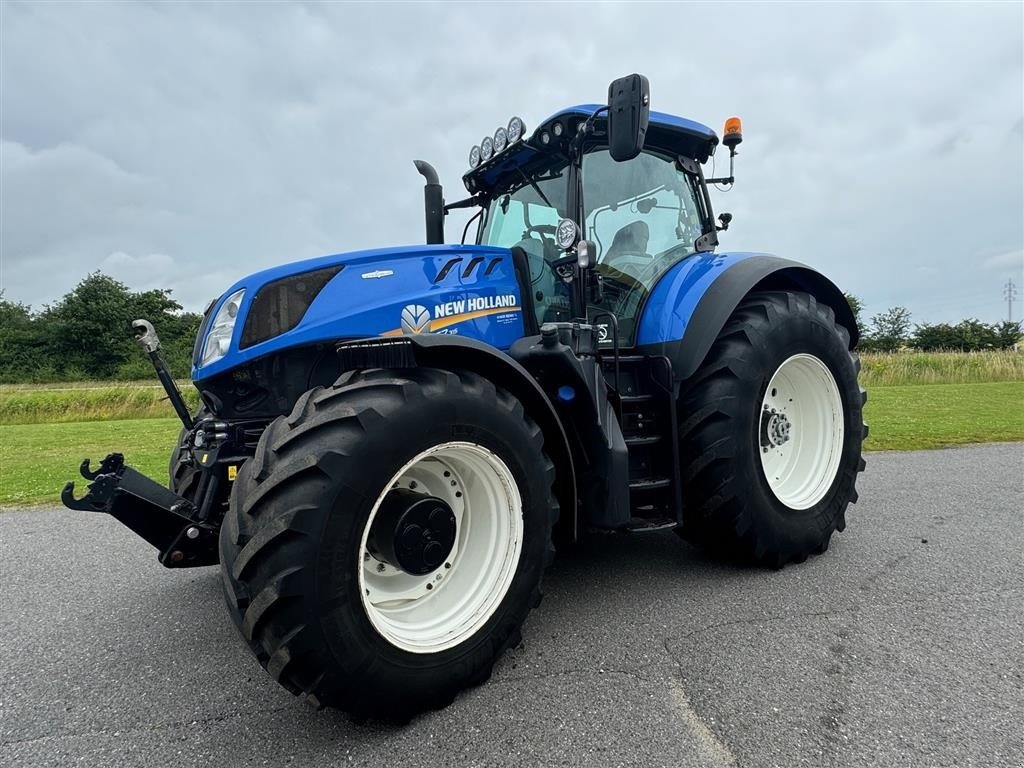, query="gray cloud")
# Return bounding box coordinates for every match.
[2,1,1022,324]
